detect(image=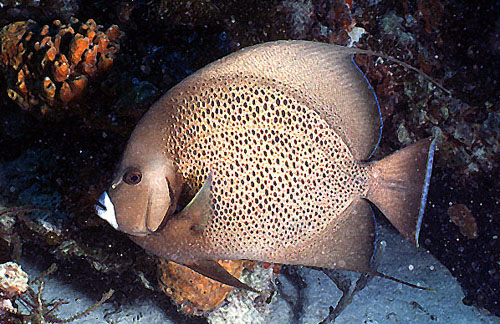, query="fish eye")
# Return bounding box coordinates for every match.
[123,168,142,185]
